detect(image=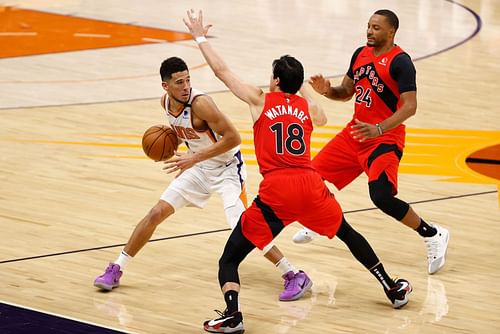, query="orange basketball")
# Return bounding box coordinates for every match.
[142,125,178,161]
